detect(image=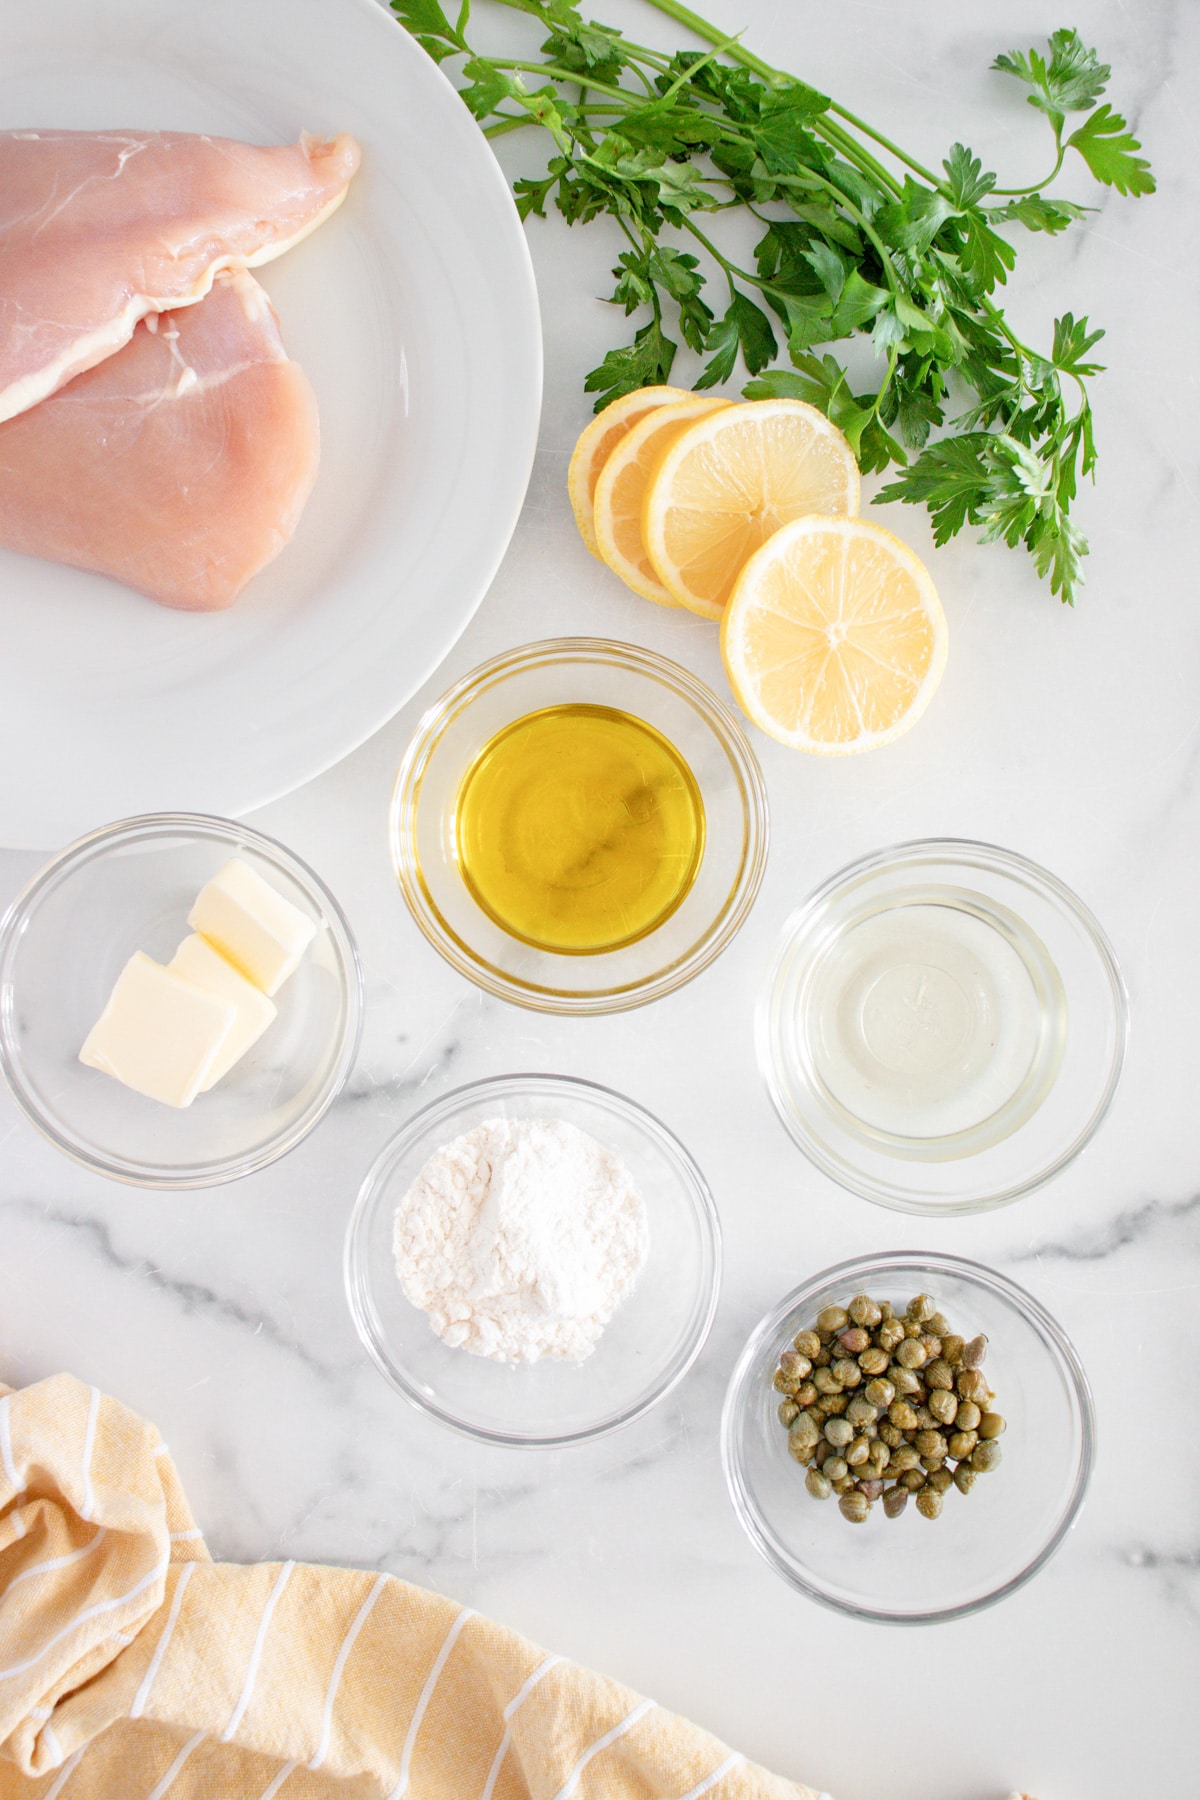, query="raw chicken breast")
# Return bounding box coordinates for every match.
[0,128,360,422]
[0,268,319,610]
